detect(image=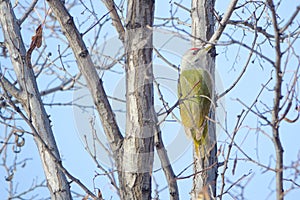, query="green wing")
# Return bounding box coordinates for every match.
[178,69,212,147]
